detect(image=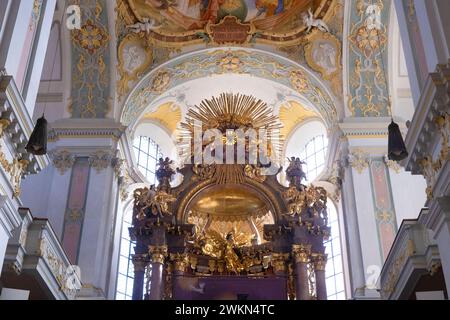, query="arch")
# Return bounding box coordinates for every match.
[285,119,328,157]
[175,178,286,224]
[121,47,340,130]
[133,121,177,160]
